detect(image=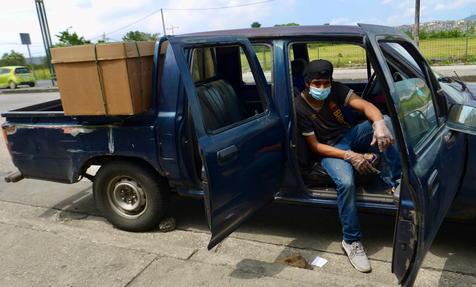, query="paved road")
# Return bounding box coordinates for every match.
[0,91,59,113]
[0,92,475,286]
